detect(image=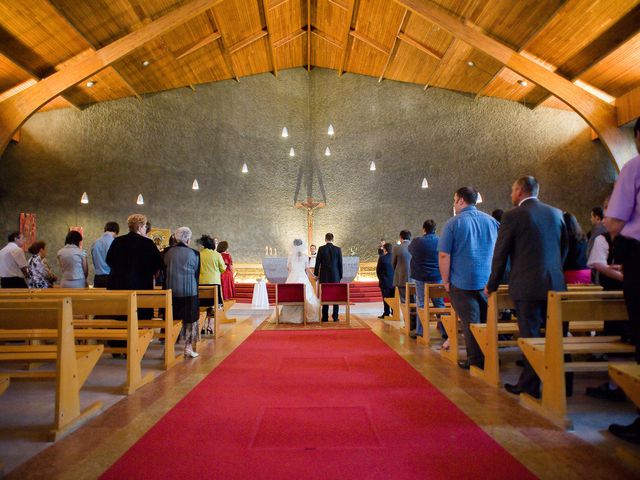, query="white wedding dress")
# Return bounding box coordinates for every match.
[269,241,320,324]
